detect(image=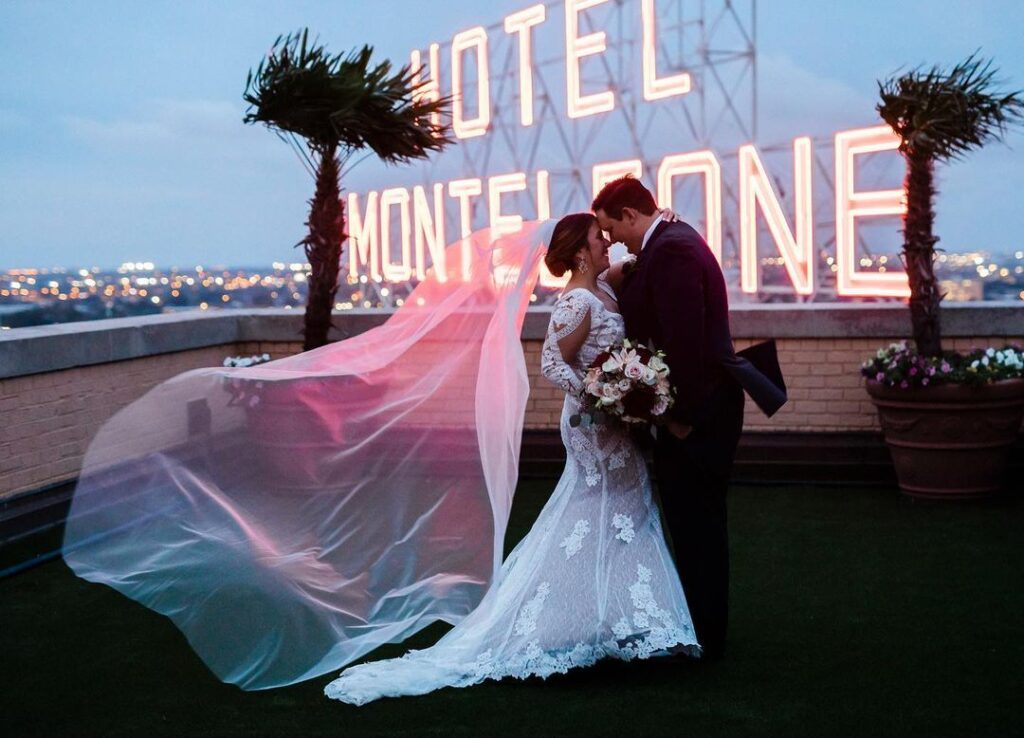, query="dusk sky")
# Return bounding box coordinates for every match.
[2,0,1022,270]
